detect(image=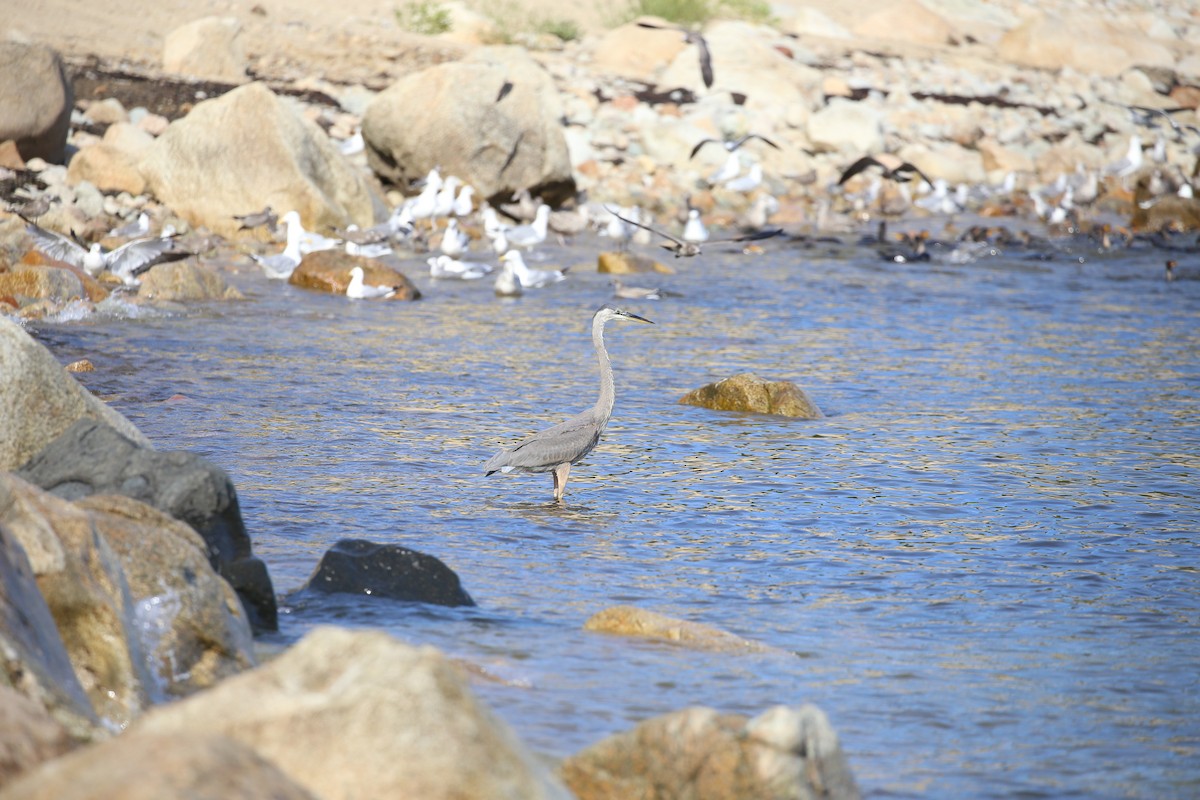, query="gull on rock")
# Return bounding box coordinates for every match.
[109,212,150,238]
[250,213,304,279]
[345,266,397,299]
[283,211,338,254]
